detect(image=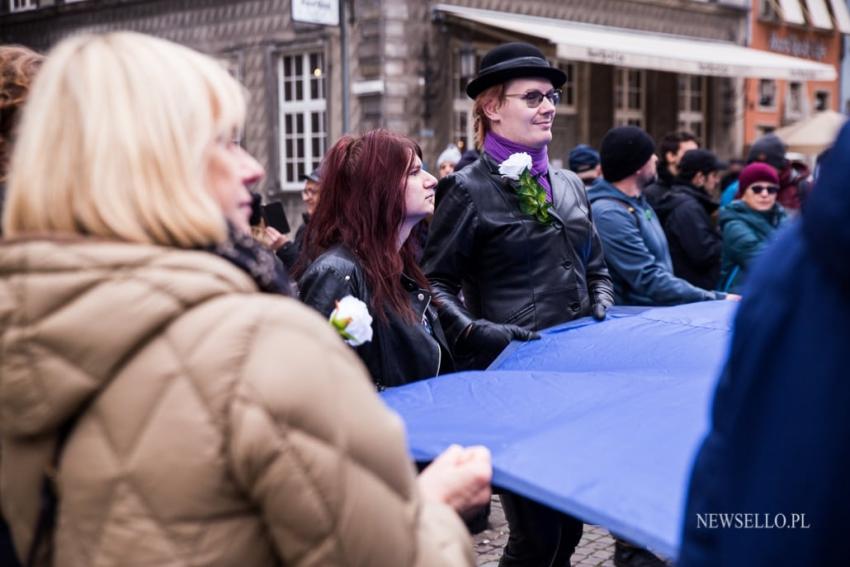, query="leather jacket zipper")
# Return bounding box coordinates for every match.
[421,293,441,377]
